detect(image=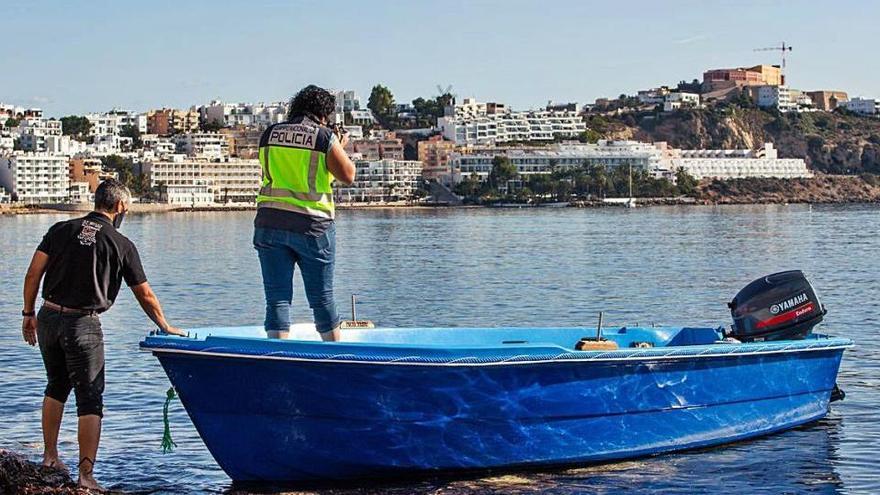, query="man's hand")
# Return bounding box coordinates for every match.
[161,325,186,337]
[22,316,37,346]
[338,130,350,149]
